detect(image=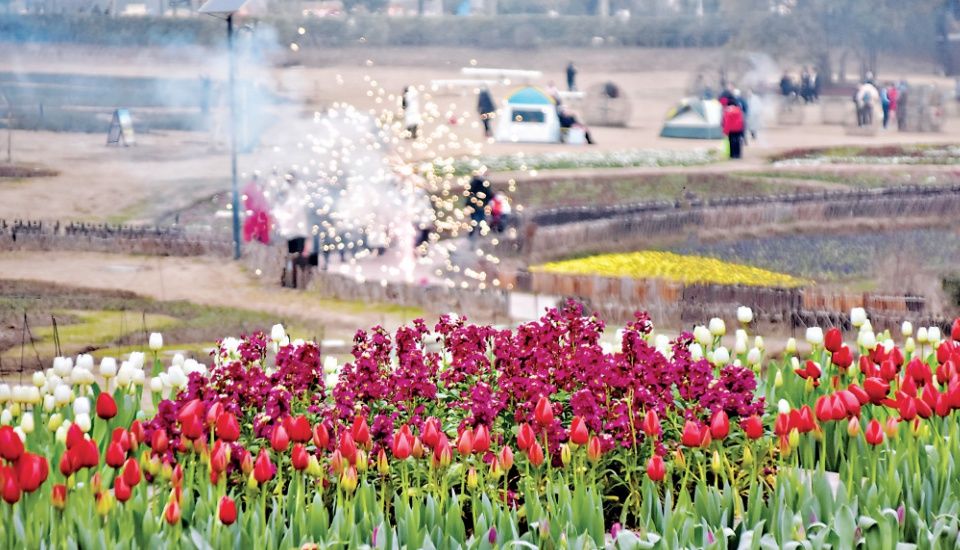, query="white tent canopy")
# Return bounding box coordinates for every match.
[495,86,561,144]
[660,98,724,140]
